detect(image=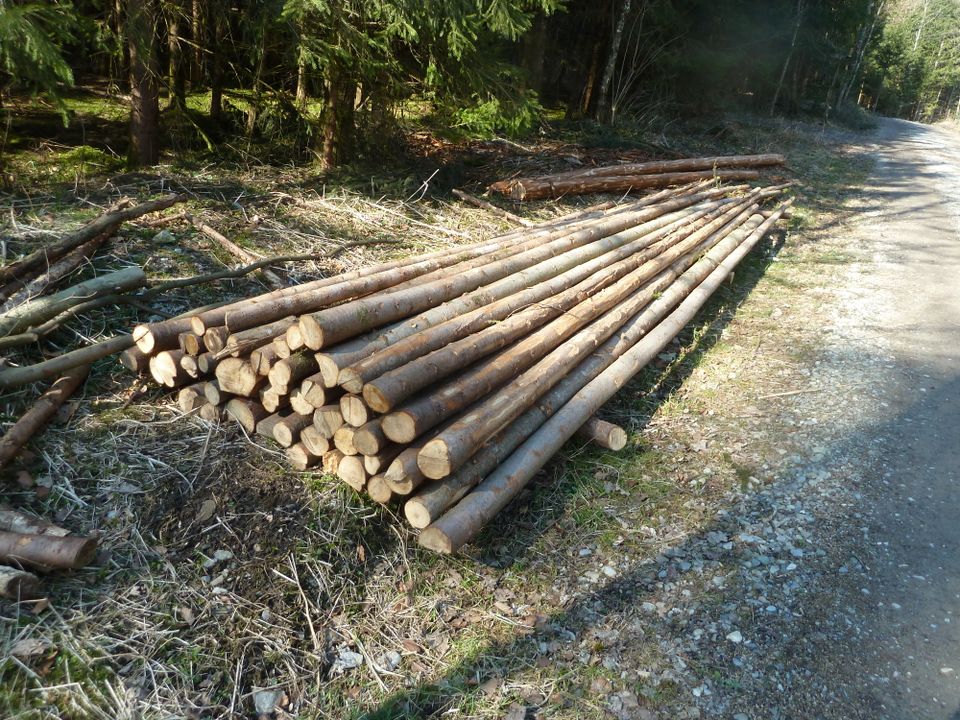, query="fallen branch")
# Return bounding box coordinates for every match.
[0,266,146,337]
[451,189,532,227]
[0,195,182,289]
[0,530,98,571]
[186,215,285,288]
[0,365,89,470]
